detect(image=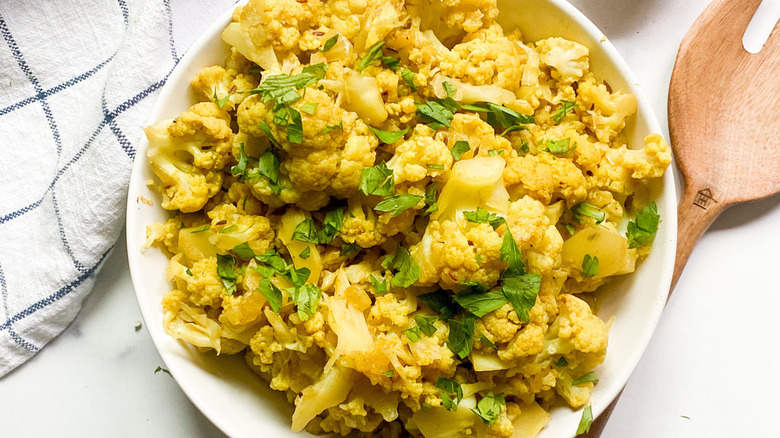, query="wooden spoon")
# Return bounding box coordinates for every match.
[584,0,780,435]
